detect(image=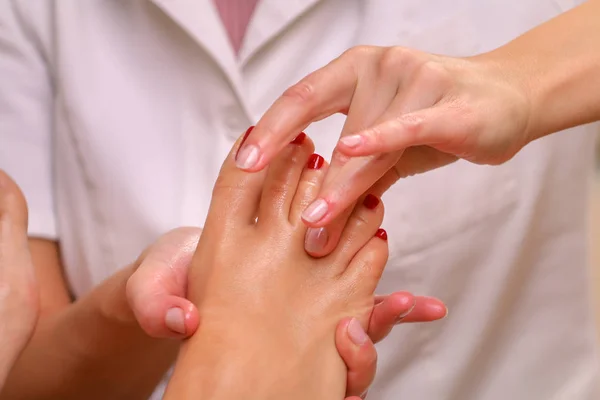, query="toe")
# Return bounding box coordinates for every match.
[341,229,389,295]
[329,194,385,271]
[208,127,268,226]
[257,132,315,225]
